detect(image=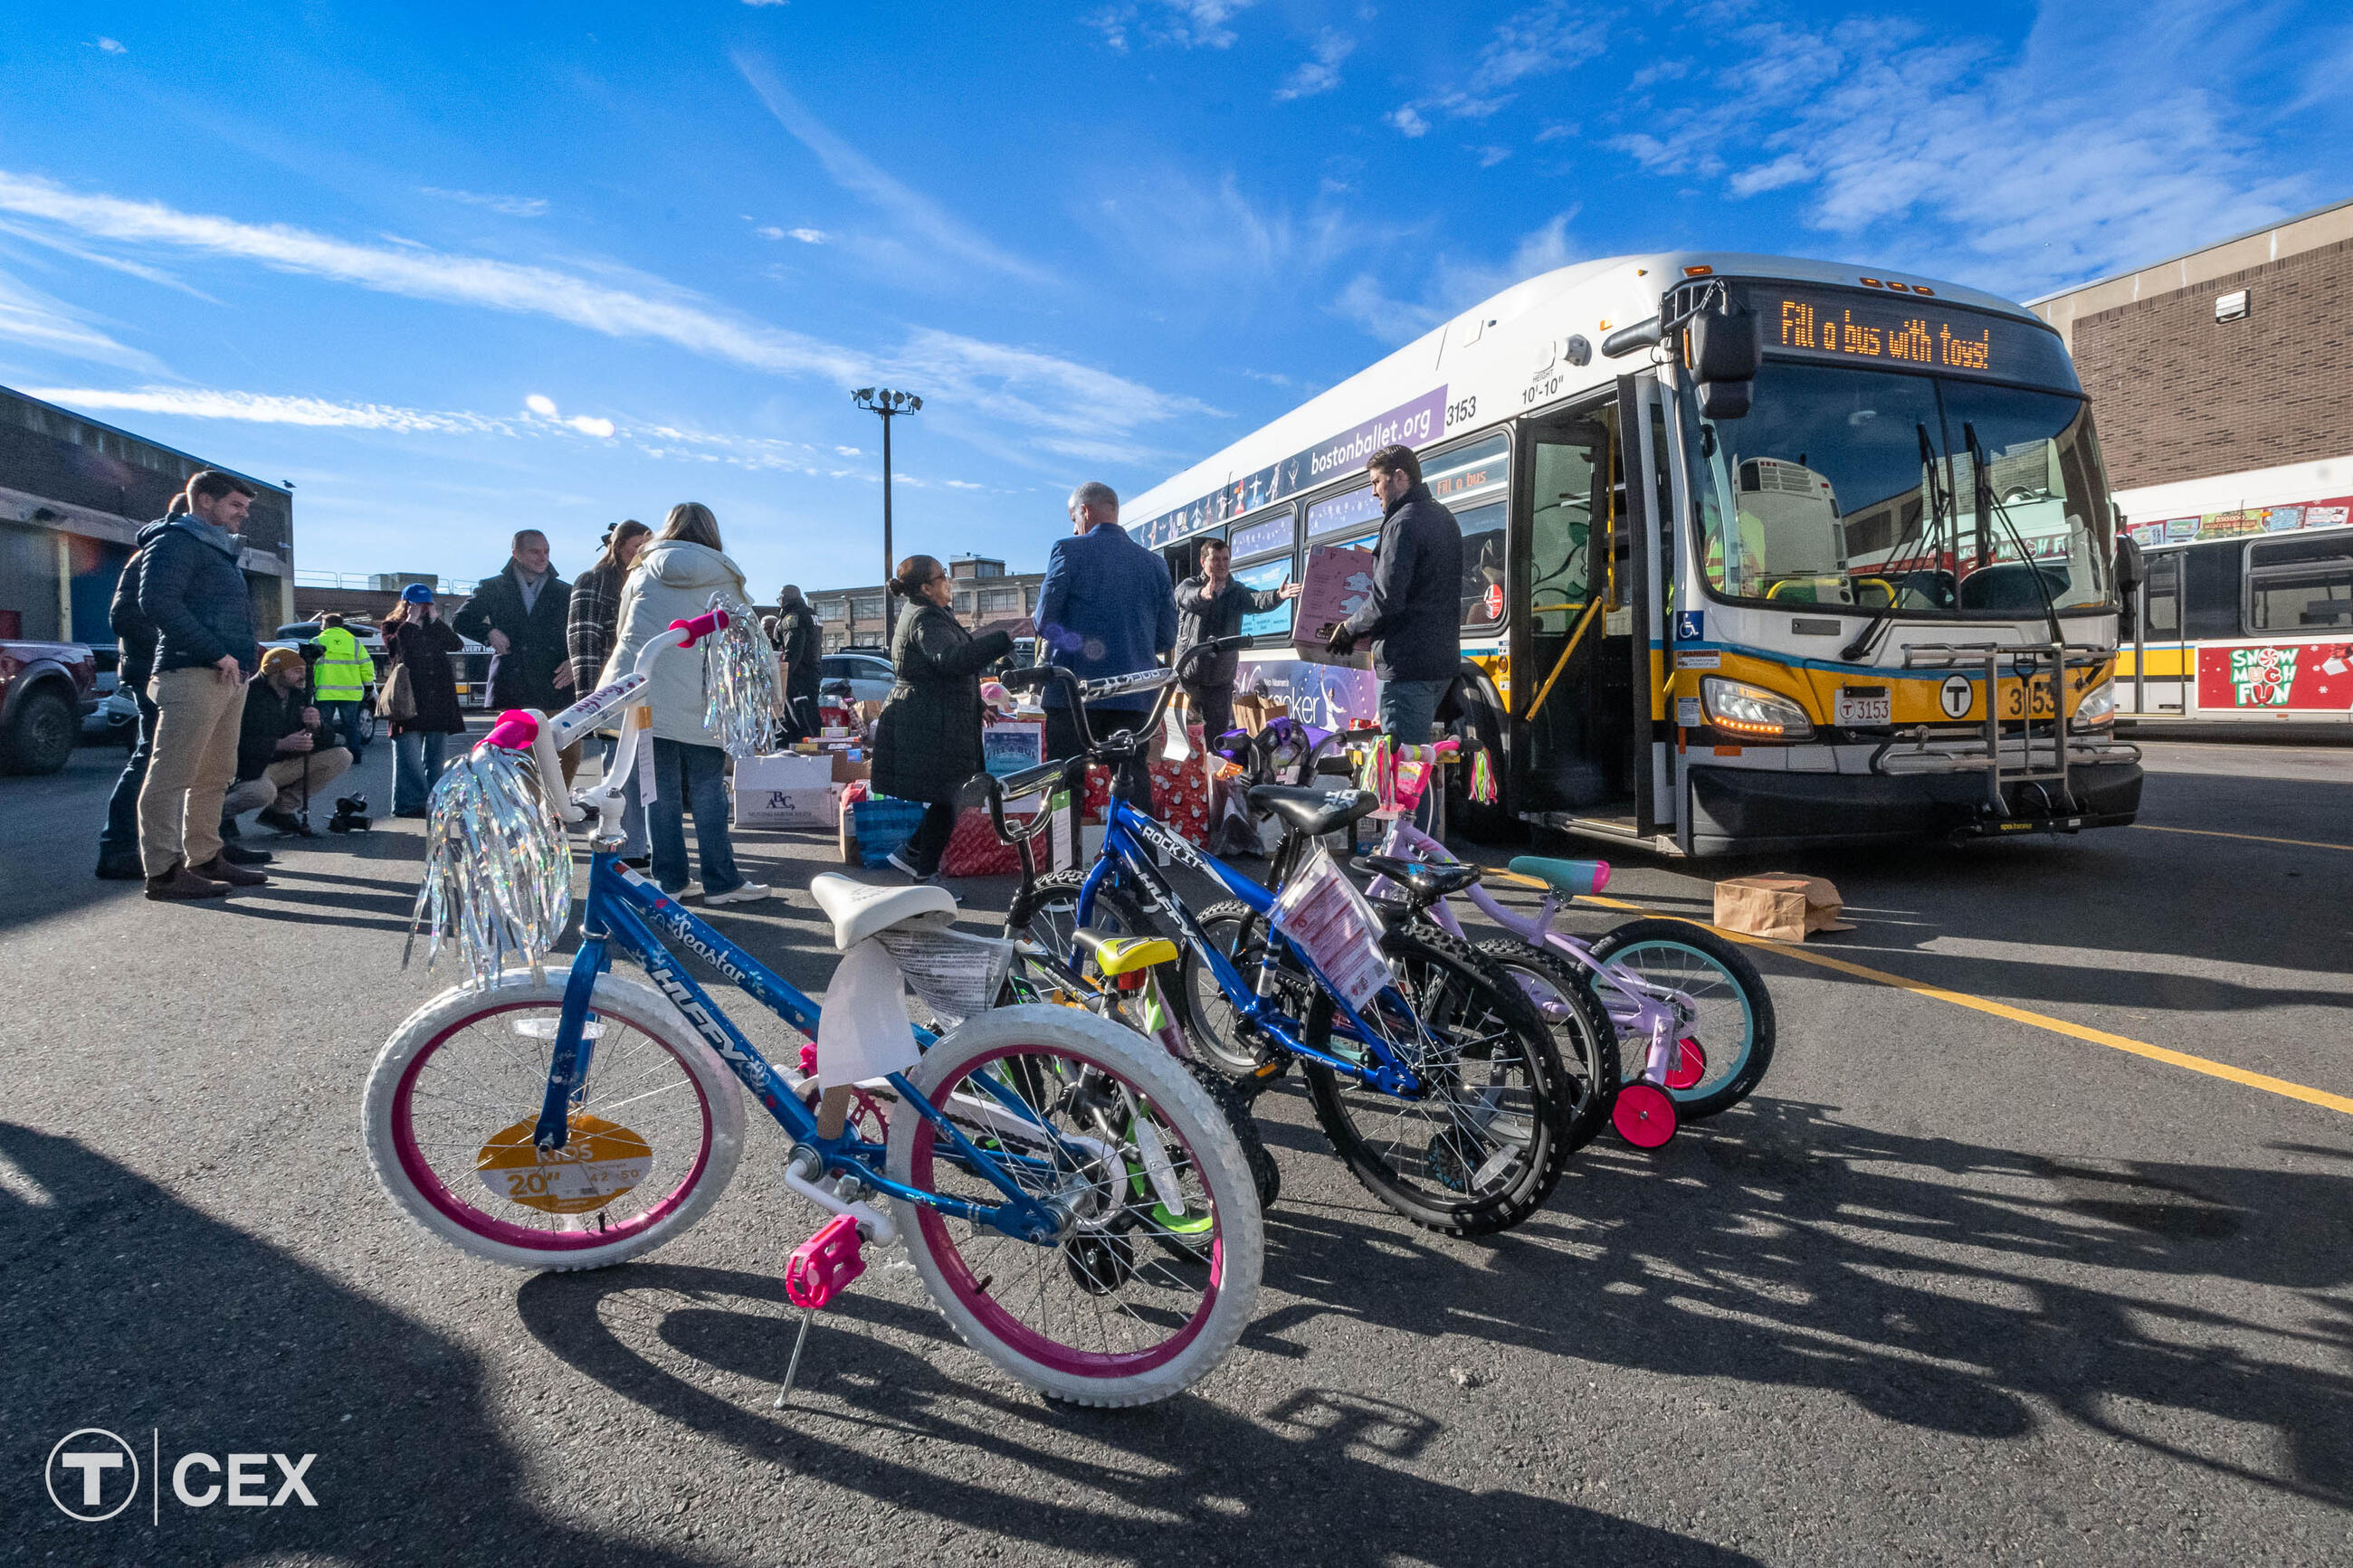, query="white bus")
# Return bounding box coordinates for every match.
[1124,251,2143,854]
